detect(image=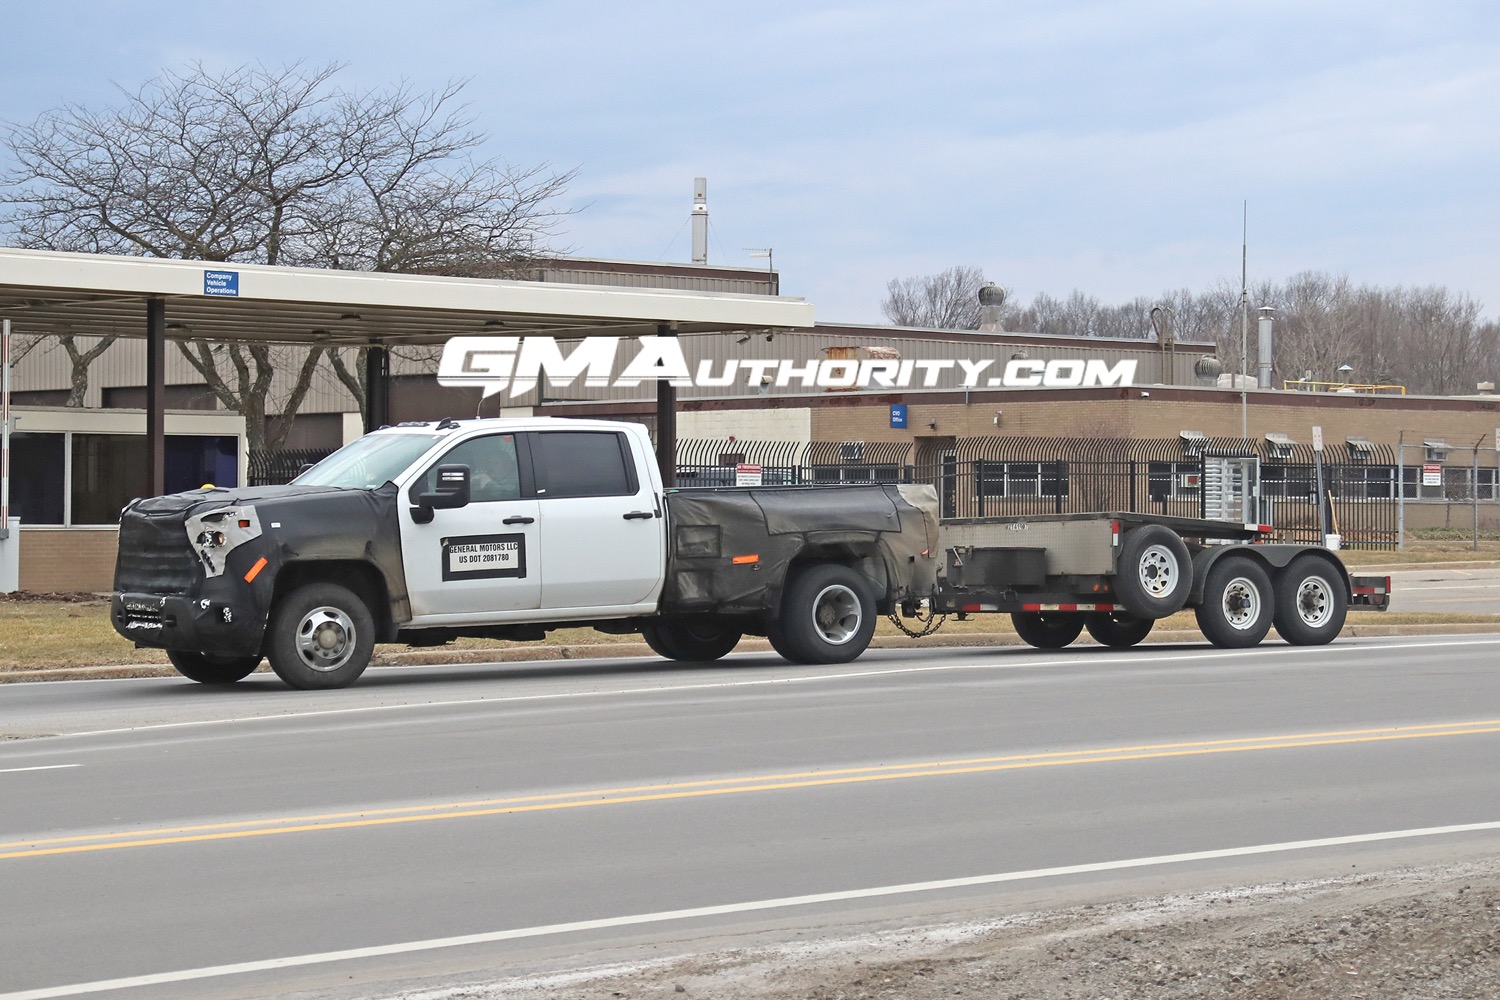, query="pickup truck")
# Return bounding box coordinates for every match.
[112,417,939,688]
